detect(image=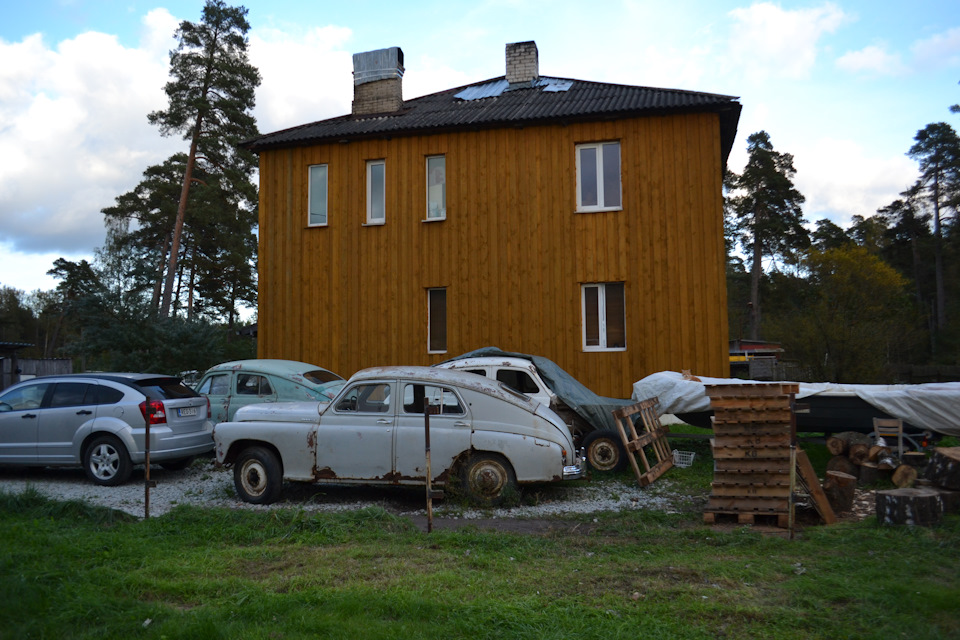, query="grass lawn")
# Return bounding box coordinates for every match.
[1,435,958,639]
